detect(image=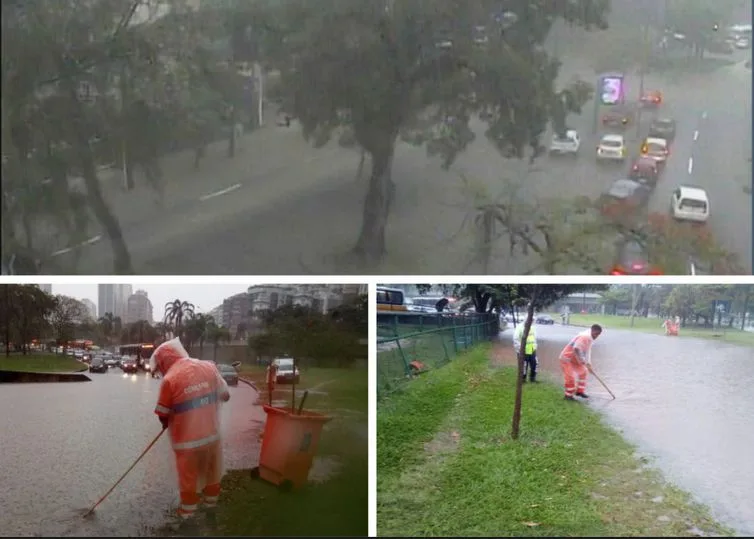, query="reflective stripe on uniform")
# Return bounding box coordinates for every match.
[172,391,218,414]
[180,504,198,511]
[173,433,220,450]
[155,404,171,415]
